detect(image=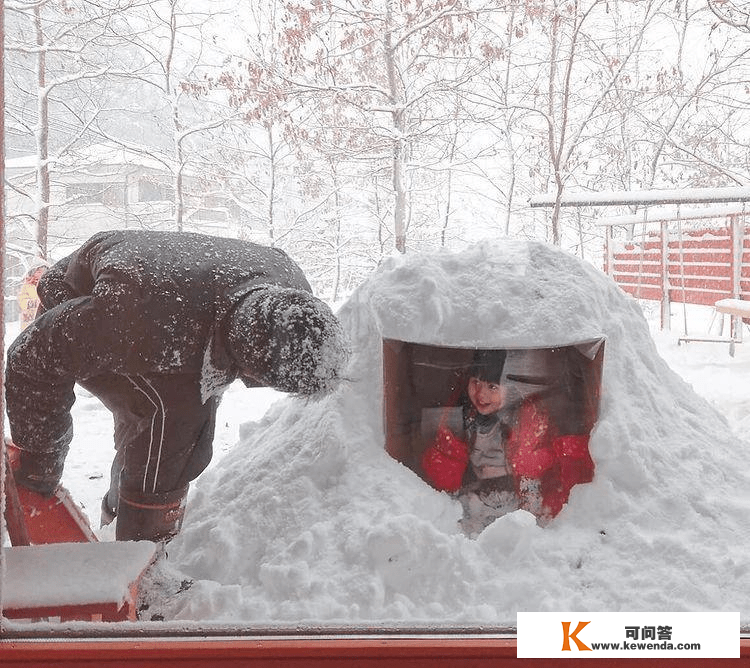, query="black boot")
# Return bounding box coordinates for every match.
[116,486,189,543]
[100,493,117,528]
